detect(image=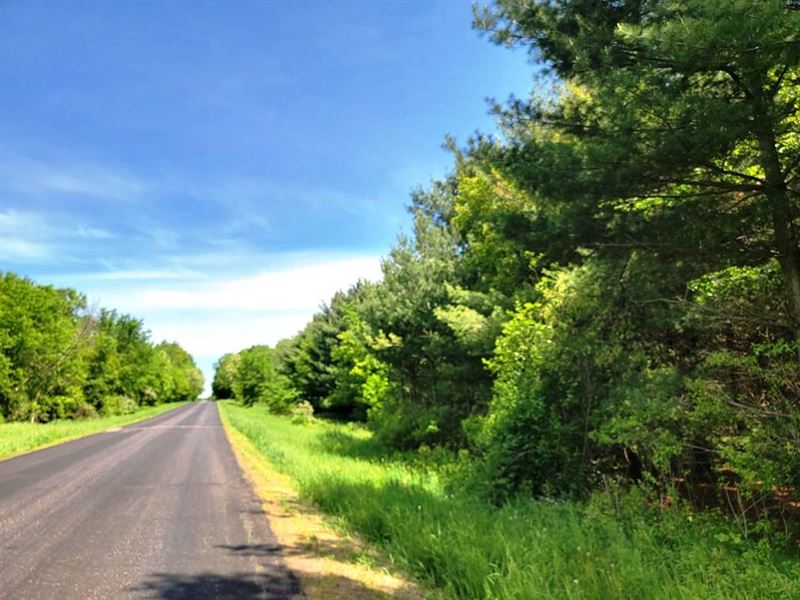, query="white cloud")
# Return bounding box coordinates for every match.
[0,208,45,232]
[146,311,313,357]
[111,257,382,312]
[179,175,389,219]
